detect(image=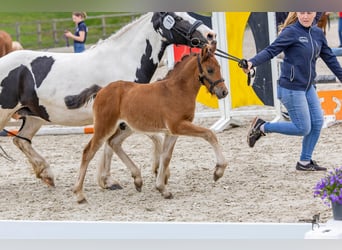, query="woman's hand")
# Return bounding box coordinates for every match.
[64,30,73,39]
[243,61,253,73]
